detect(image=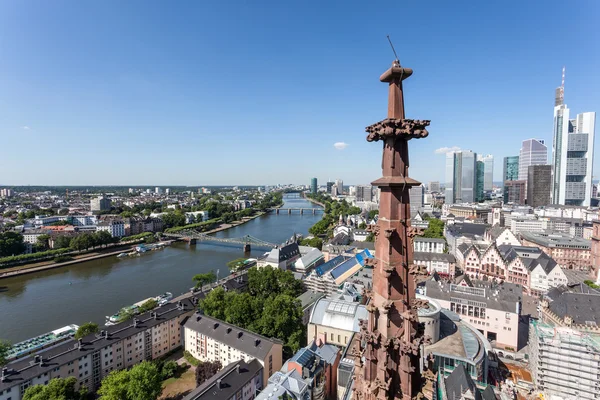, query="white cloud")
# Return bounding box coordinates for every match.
[333,142,349,150]
[434,146,461,154]
[21,126,31,130]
